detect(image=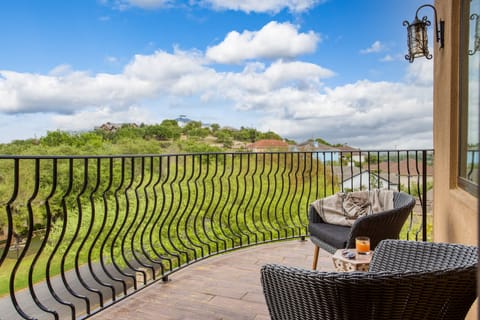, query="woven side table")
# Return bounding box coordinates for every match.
[332,249,372,272]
